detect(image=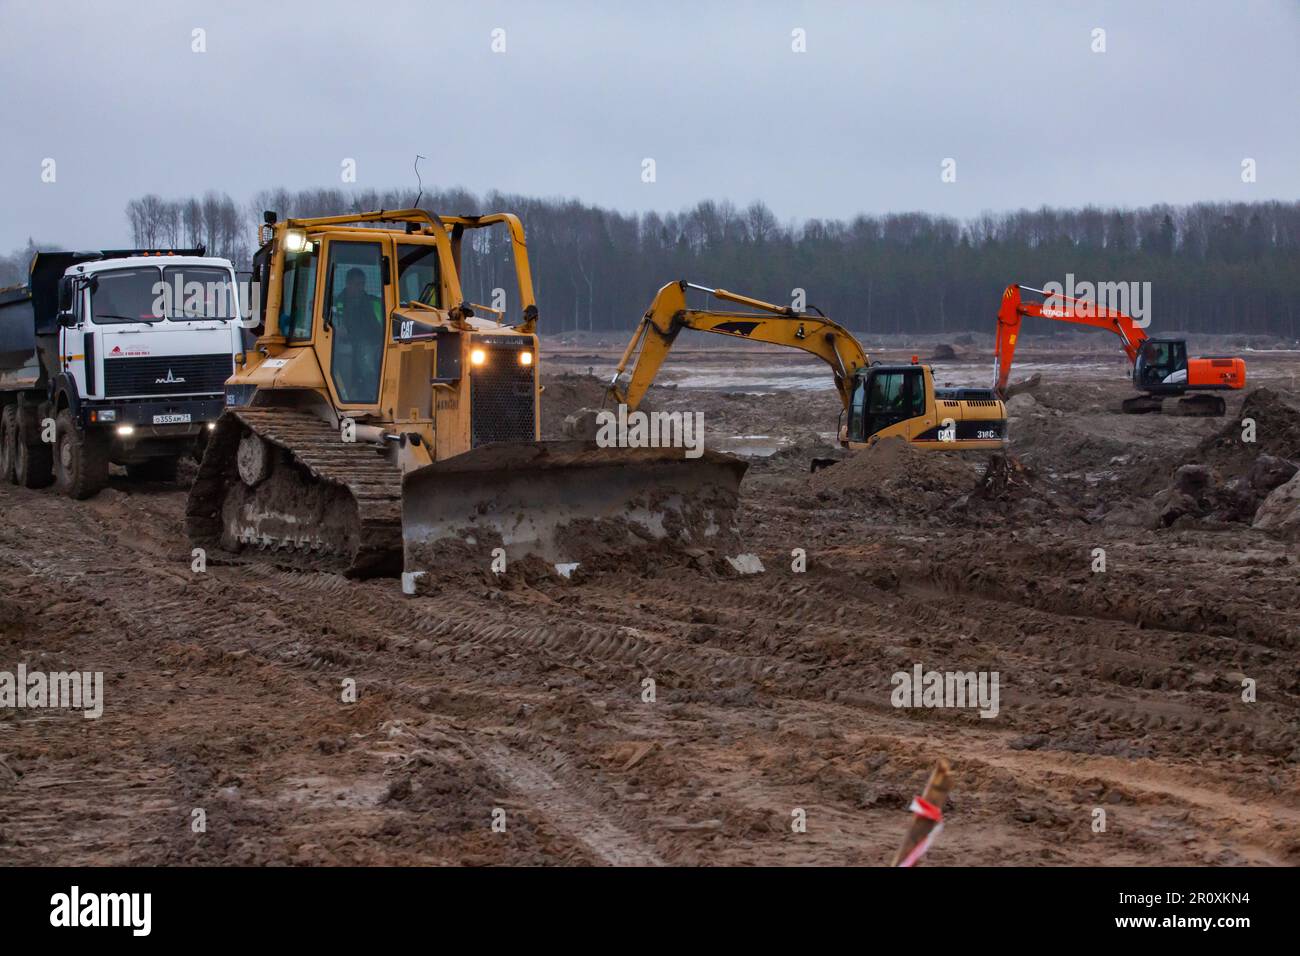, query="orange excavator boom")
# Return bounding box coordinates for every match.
[994,284,1148,396]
